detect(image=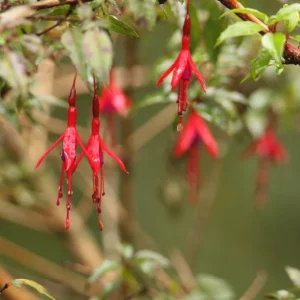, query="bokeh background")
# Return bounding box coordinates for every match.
[1,0,300,299]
